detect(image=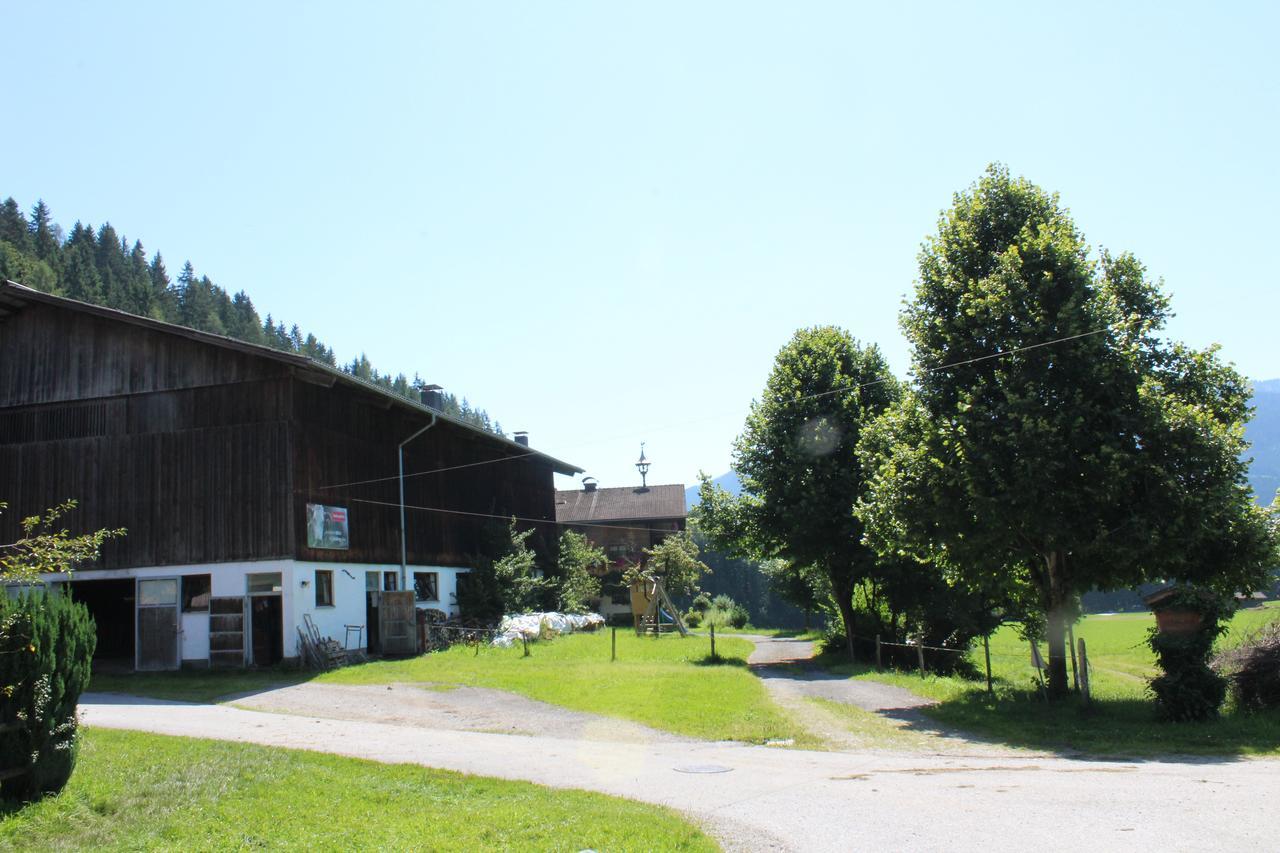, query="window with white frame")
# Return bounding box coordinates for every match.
[315,570,334,607]
[413,572,439,602]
